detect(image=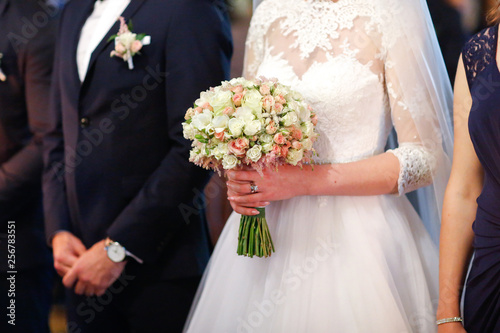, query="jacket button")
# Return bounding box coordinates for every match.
[80,117,90,128]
